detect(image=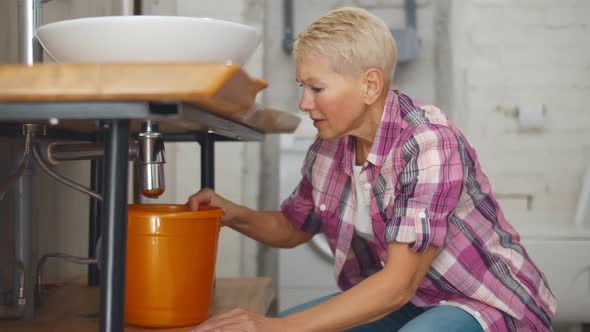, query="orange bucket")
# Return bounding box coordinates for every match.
[124,204,223,327]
